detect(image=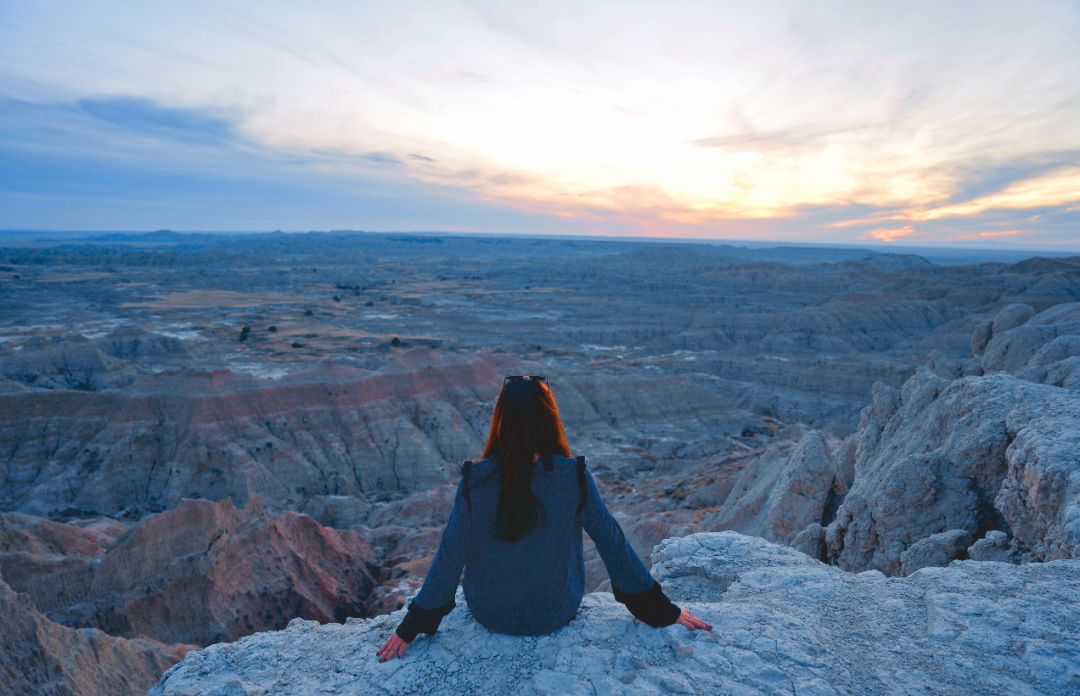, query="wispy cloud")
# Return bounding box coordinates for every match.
[0,1,1078,248]
[862,225,917,244]
[77,97,236,145]
[689,120,882,156]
